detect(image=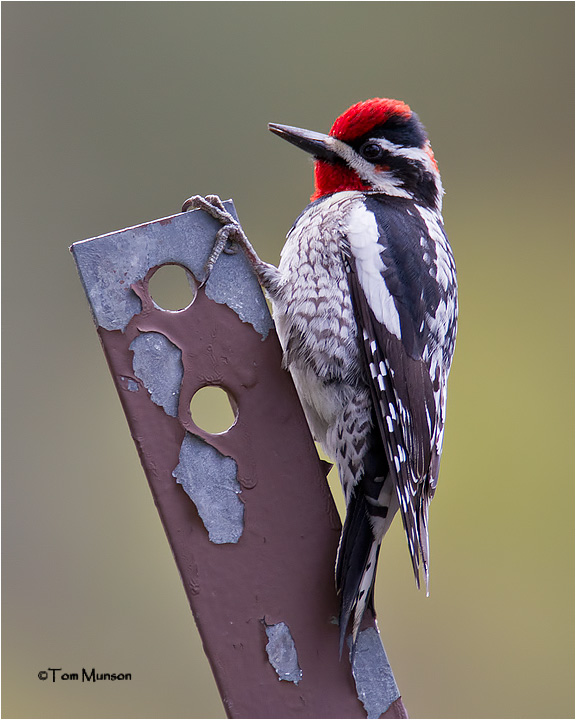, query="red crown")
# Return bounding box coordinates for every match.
[330,98,412,142]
